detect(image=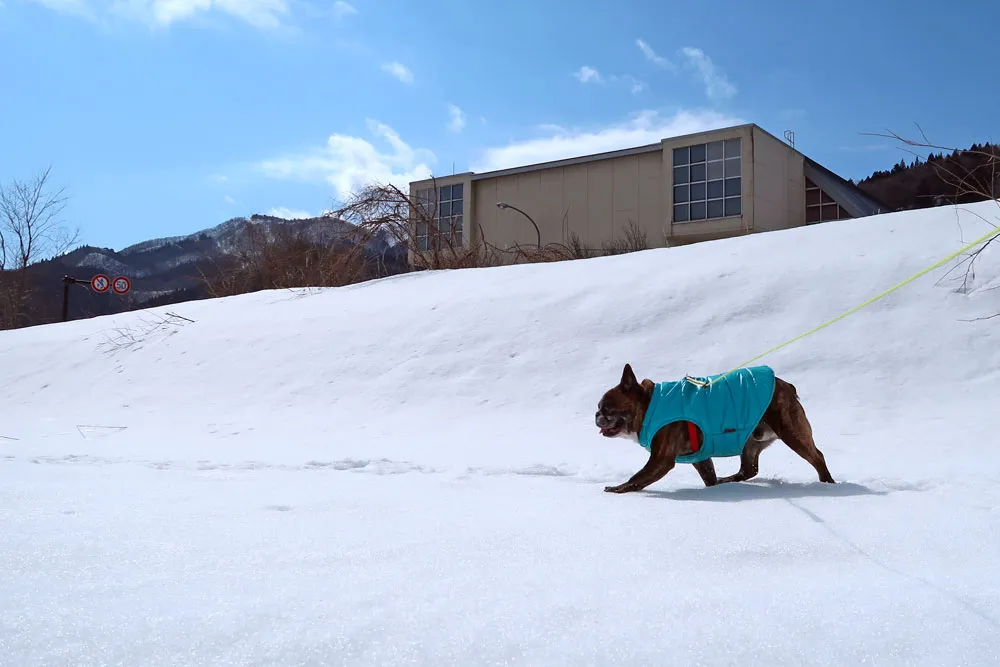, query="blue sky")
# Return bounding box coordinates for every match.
[1,0,997,250]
